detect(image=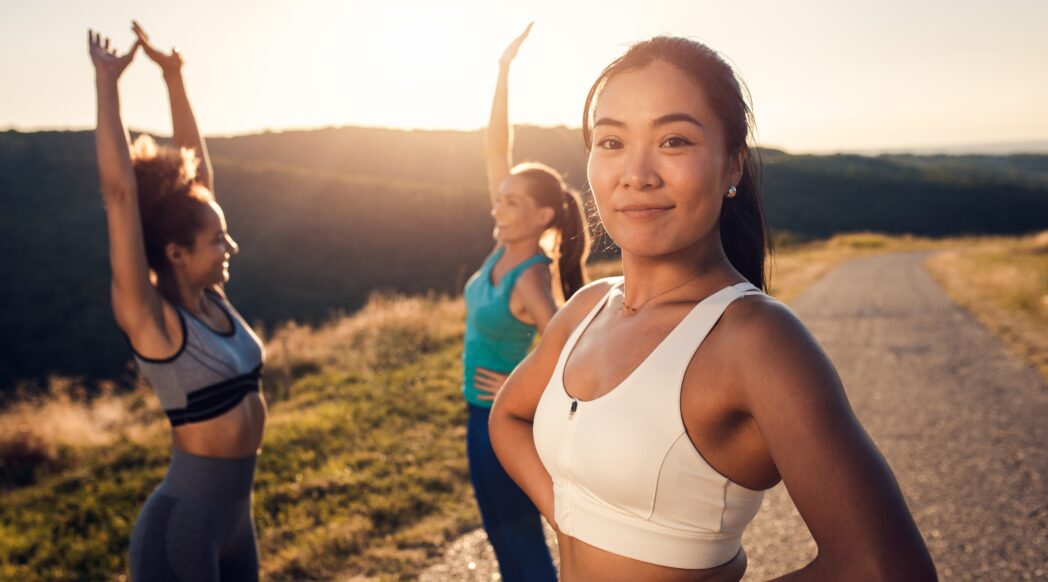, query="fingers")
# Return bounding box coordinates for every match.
[519,21,534,41]
[474,380,497,393]
[131,20,151,47]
